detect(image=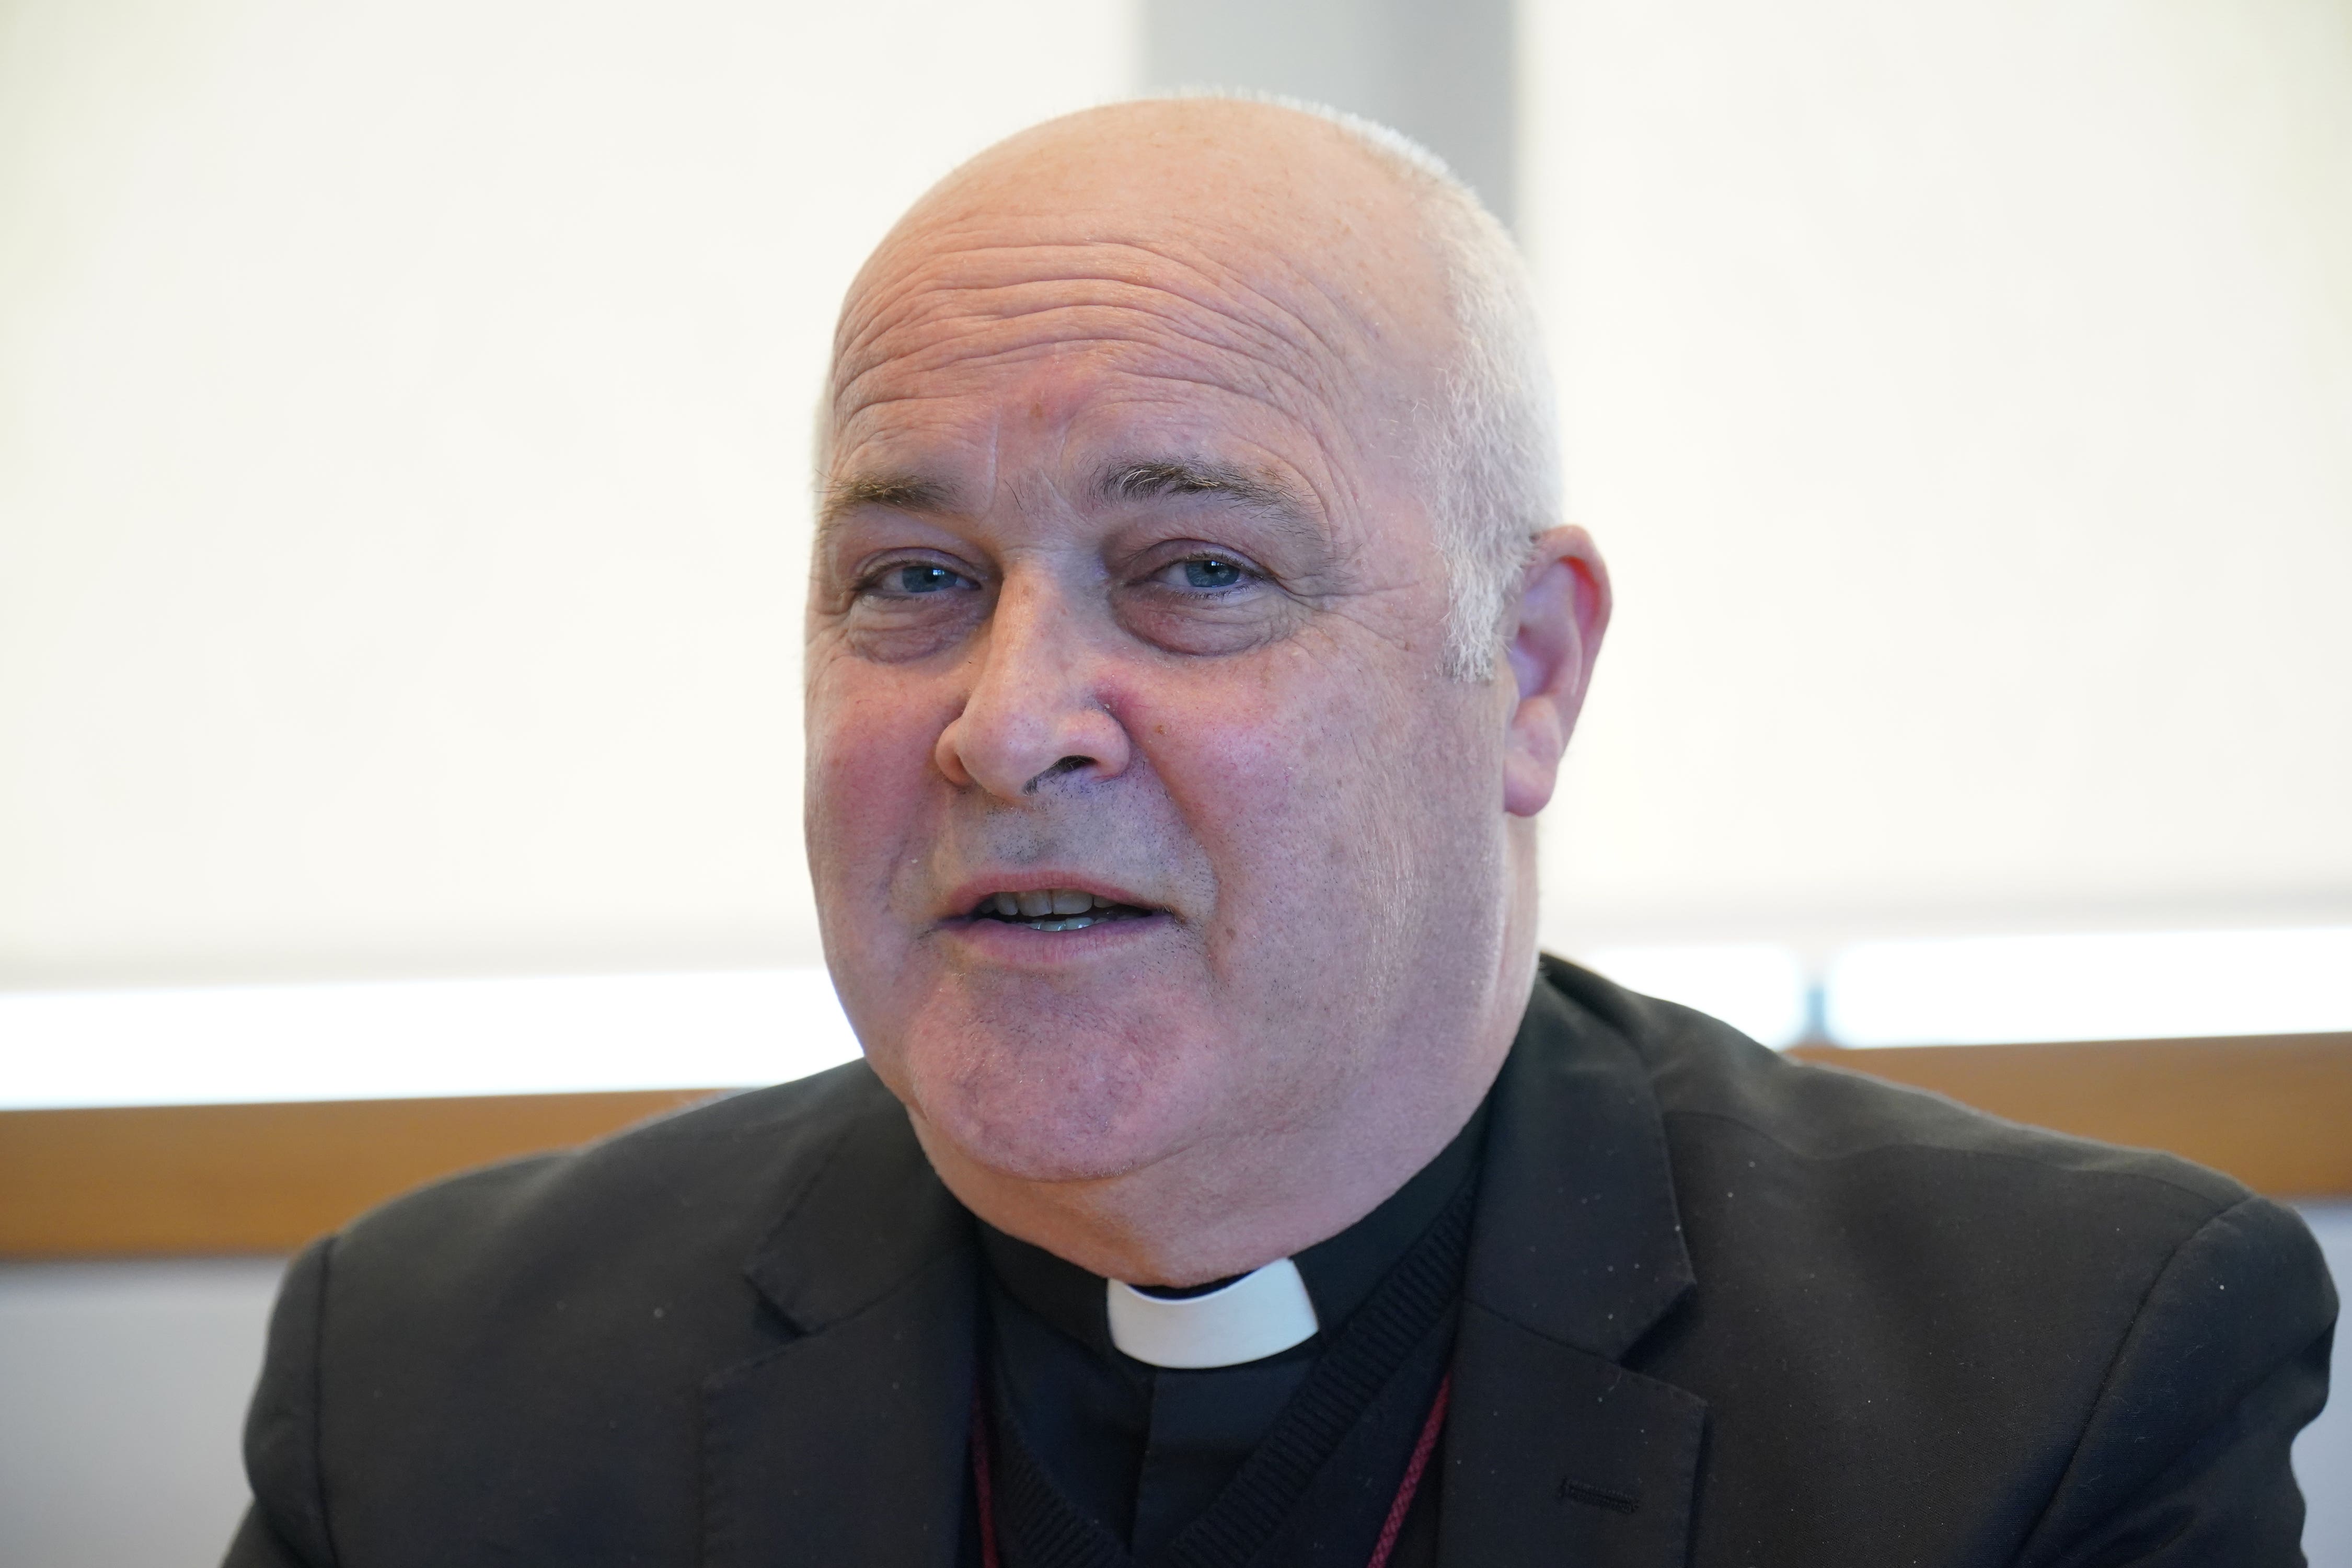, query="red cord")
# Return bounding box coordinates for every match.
[1366,1373,1450,1568]
[971,1392,1001,1568]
